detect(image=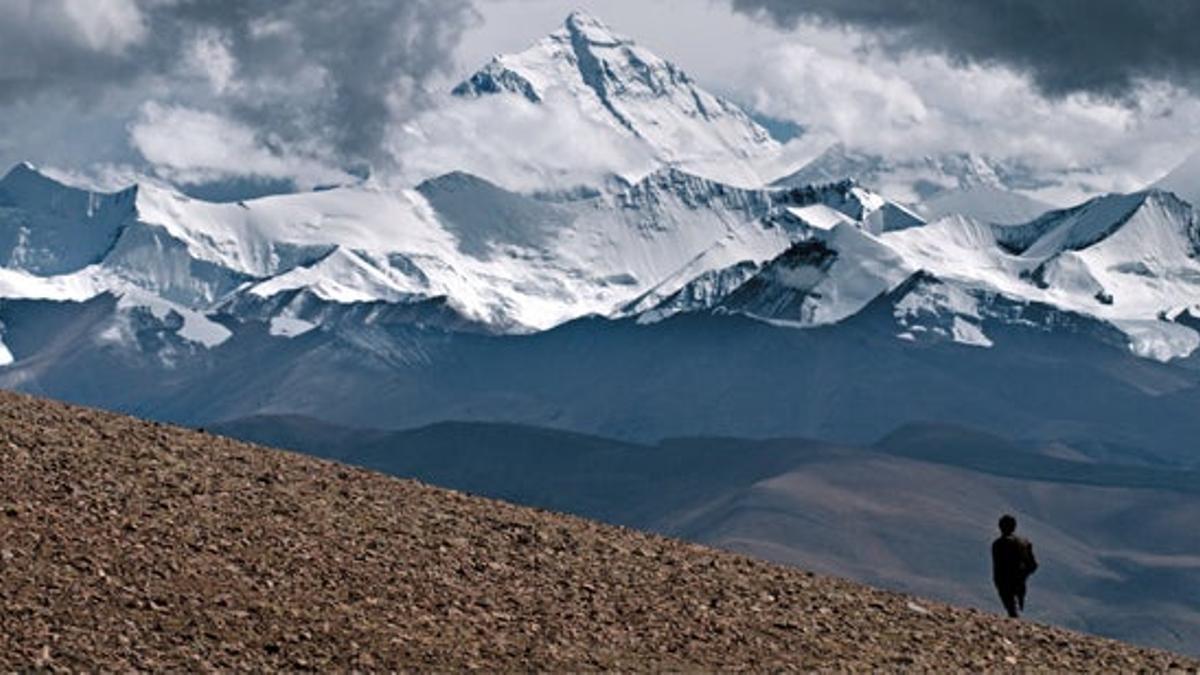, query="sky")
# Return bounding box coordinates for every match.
[4,0,1200,205]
